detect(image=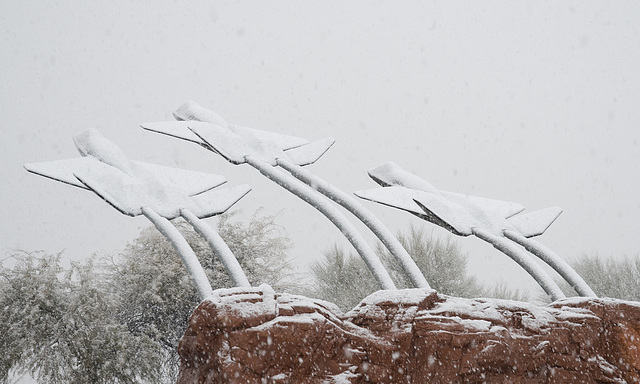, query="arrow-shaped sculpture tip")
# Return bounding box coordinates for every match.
[283,137,336,166]
[508,206,563,238]
[368,162,438,193]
